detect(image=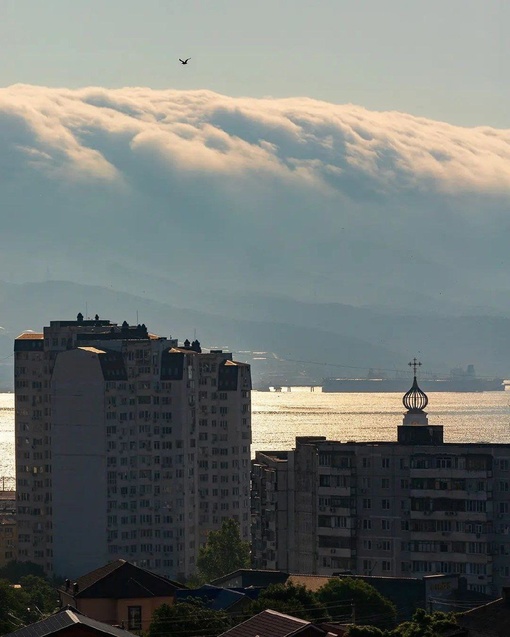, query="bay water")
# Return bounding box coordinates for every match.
[2,389,510,481]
